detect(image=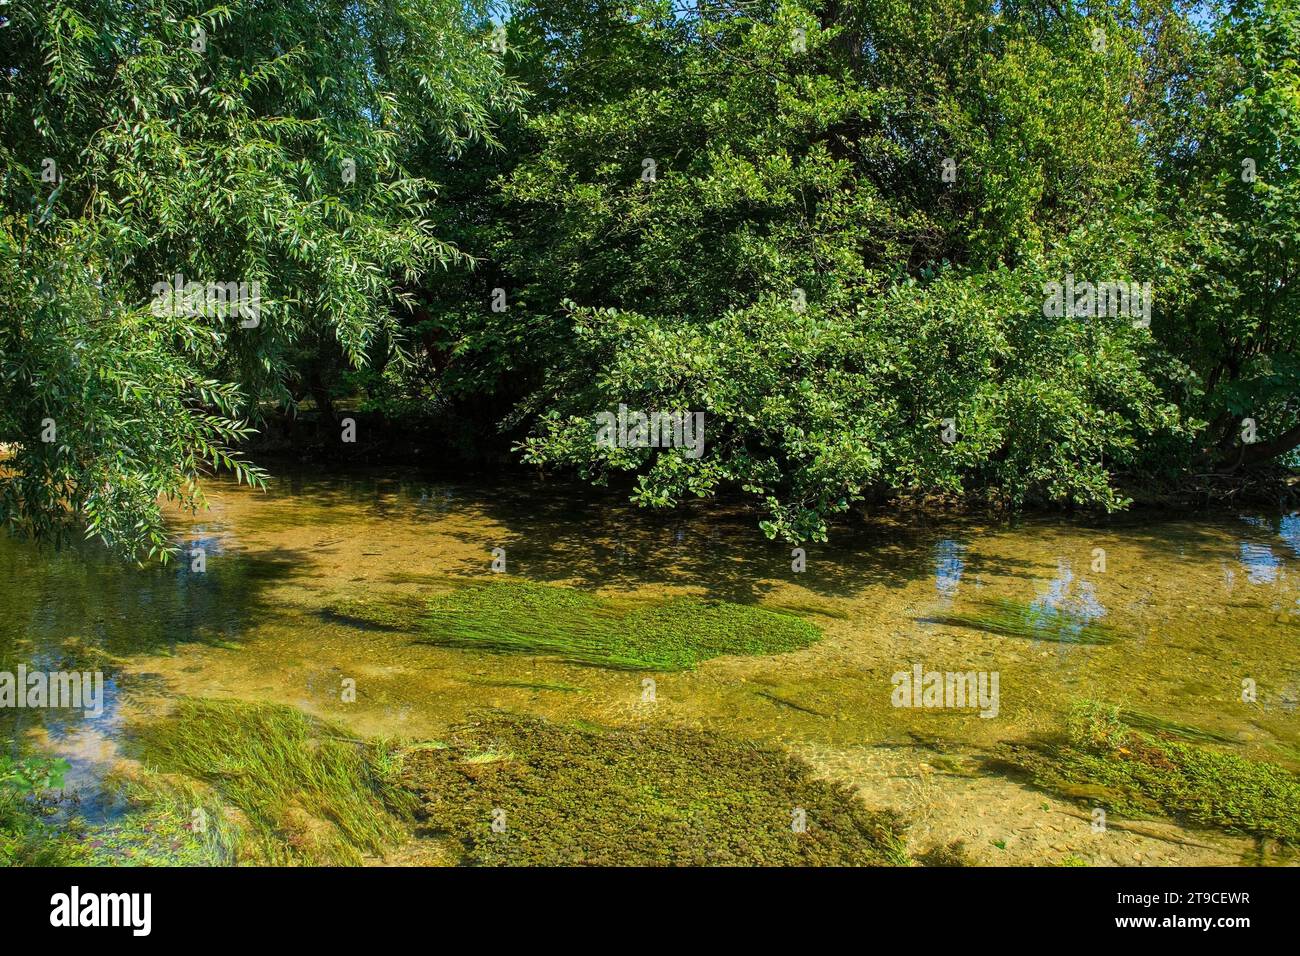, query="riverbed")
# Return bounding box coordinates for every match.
[2,469,1297,865]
